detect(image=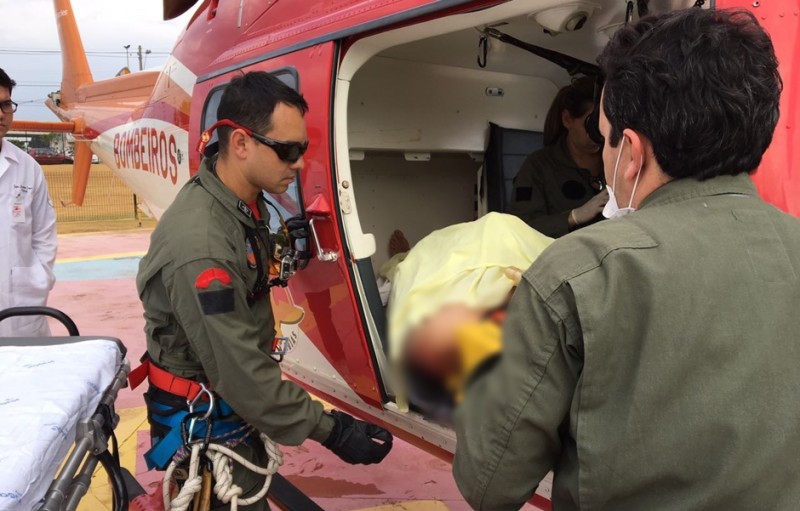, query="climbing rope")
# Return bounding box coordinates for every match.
[162,433,283,511]
[163,443,204,511]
